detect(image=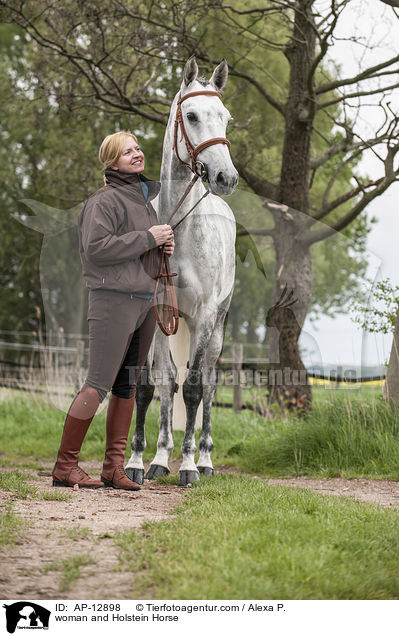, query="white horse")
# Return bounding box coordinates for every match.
[125,56,238,486]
